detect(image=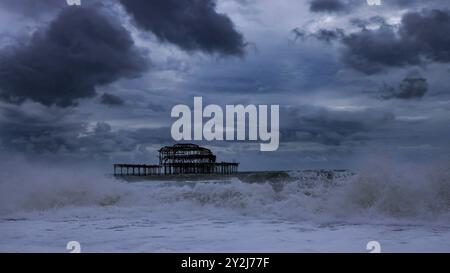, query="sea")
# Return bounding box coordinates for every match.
[1,159,449,252]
